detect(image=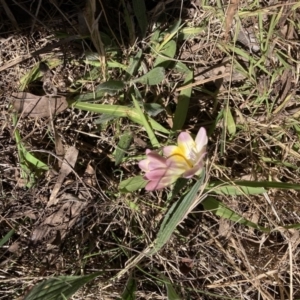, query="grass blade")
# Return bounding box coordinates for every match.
[96,80,125,93]
[206,180,300,194]
[202,196,270,233]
